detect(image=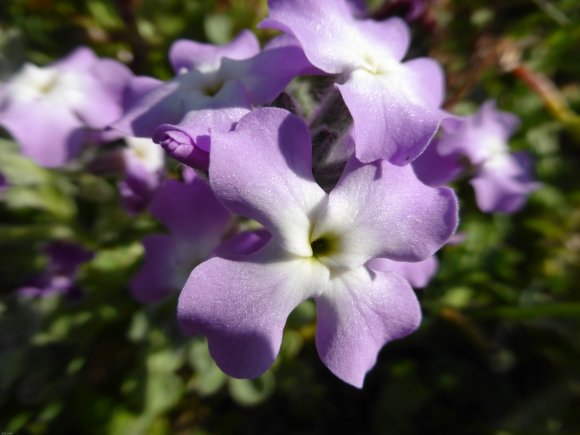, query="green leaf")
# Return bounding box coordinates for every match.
[228,371,275,407]
[188,340,227,396]
[475,303,580,319]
